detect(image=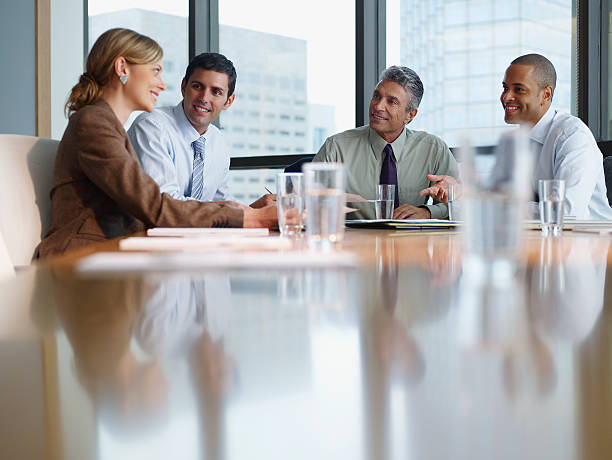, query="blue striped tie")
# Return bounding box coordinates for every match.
[191,136,205,200]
